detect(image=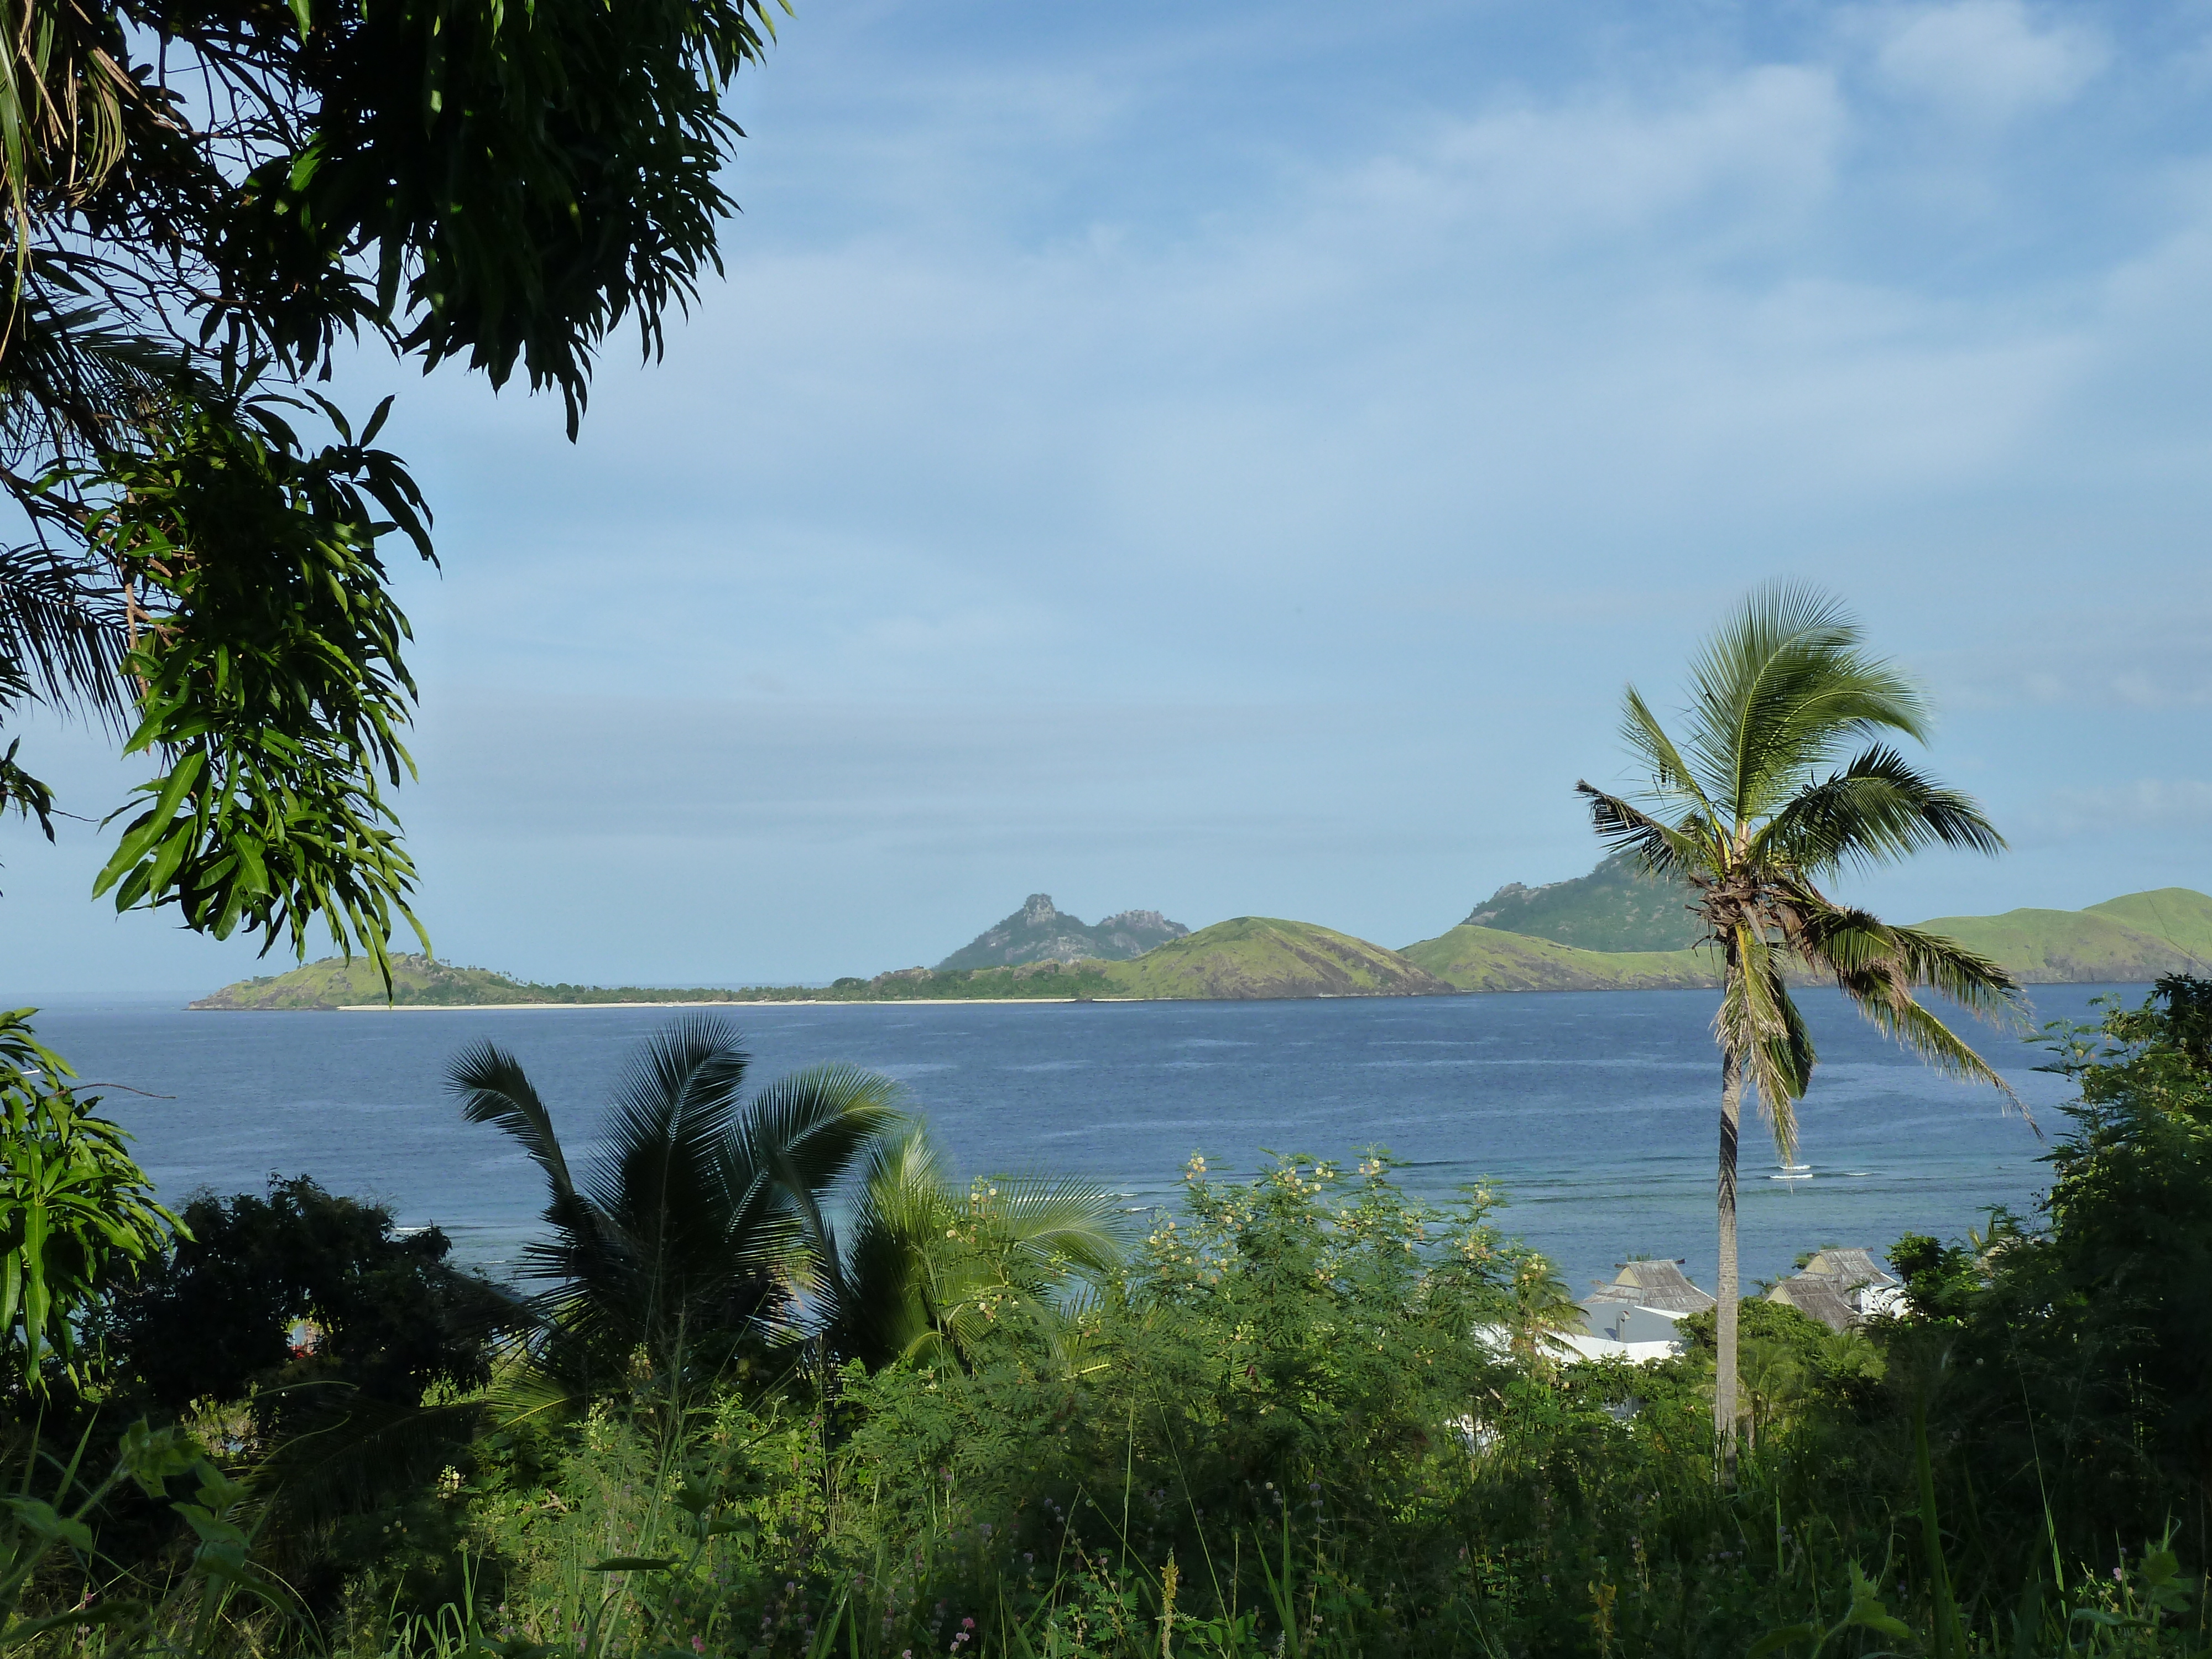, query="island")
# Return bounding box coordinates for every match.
[189,868,2212,1010]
